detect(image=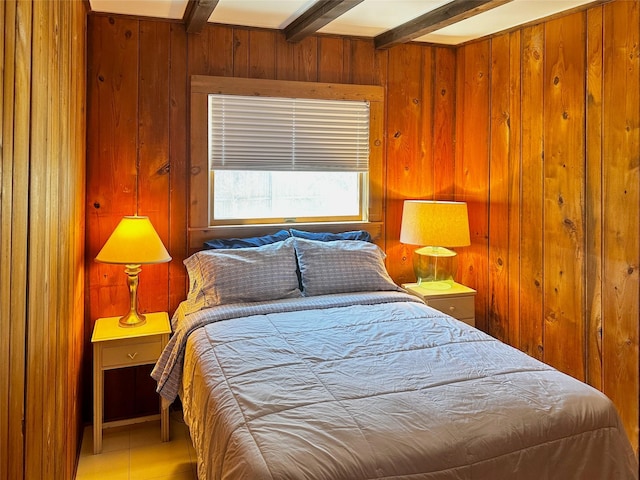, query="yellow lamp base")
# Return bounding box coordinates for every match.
[417,279,454,290]
[118,263,146,328]
[413,246,458,287]
[118,311,146,328]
